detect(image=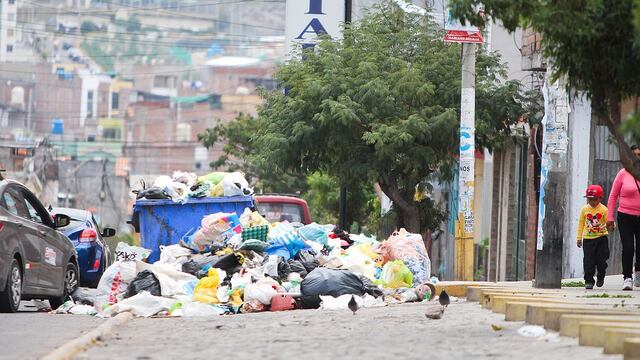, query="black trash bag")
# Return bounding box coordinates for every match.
[125,270,161,298]
[300,268,365,309]
[133,187,170,200]
[182,260,201,277]
[287,259,308,278]
[71,287,98,306]
[295,250,319,273]
[359,275,384,298]
[277,257,291,280]
[211,253,242,275]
